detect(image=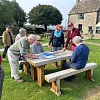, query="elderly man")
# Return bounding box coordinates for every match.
[63,36,89,81]
[63,22,81,51]
[7,34,36,82]
[2,25,14,60]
